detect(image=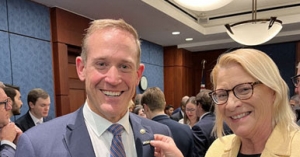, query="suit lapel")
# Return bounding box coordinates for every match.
[25,112,35,128]
[63,106,96,157]
[130,114,154,157]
